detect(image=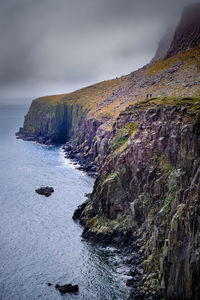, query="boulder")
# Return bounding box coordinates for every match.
[55,283,79,294]
[35,186,54,197]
